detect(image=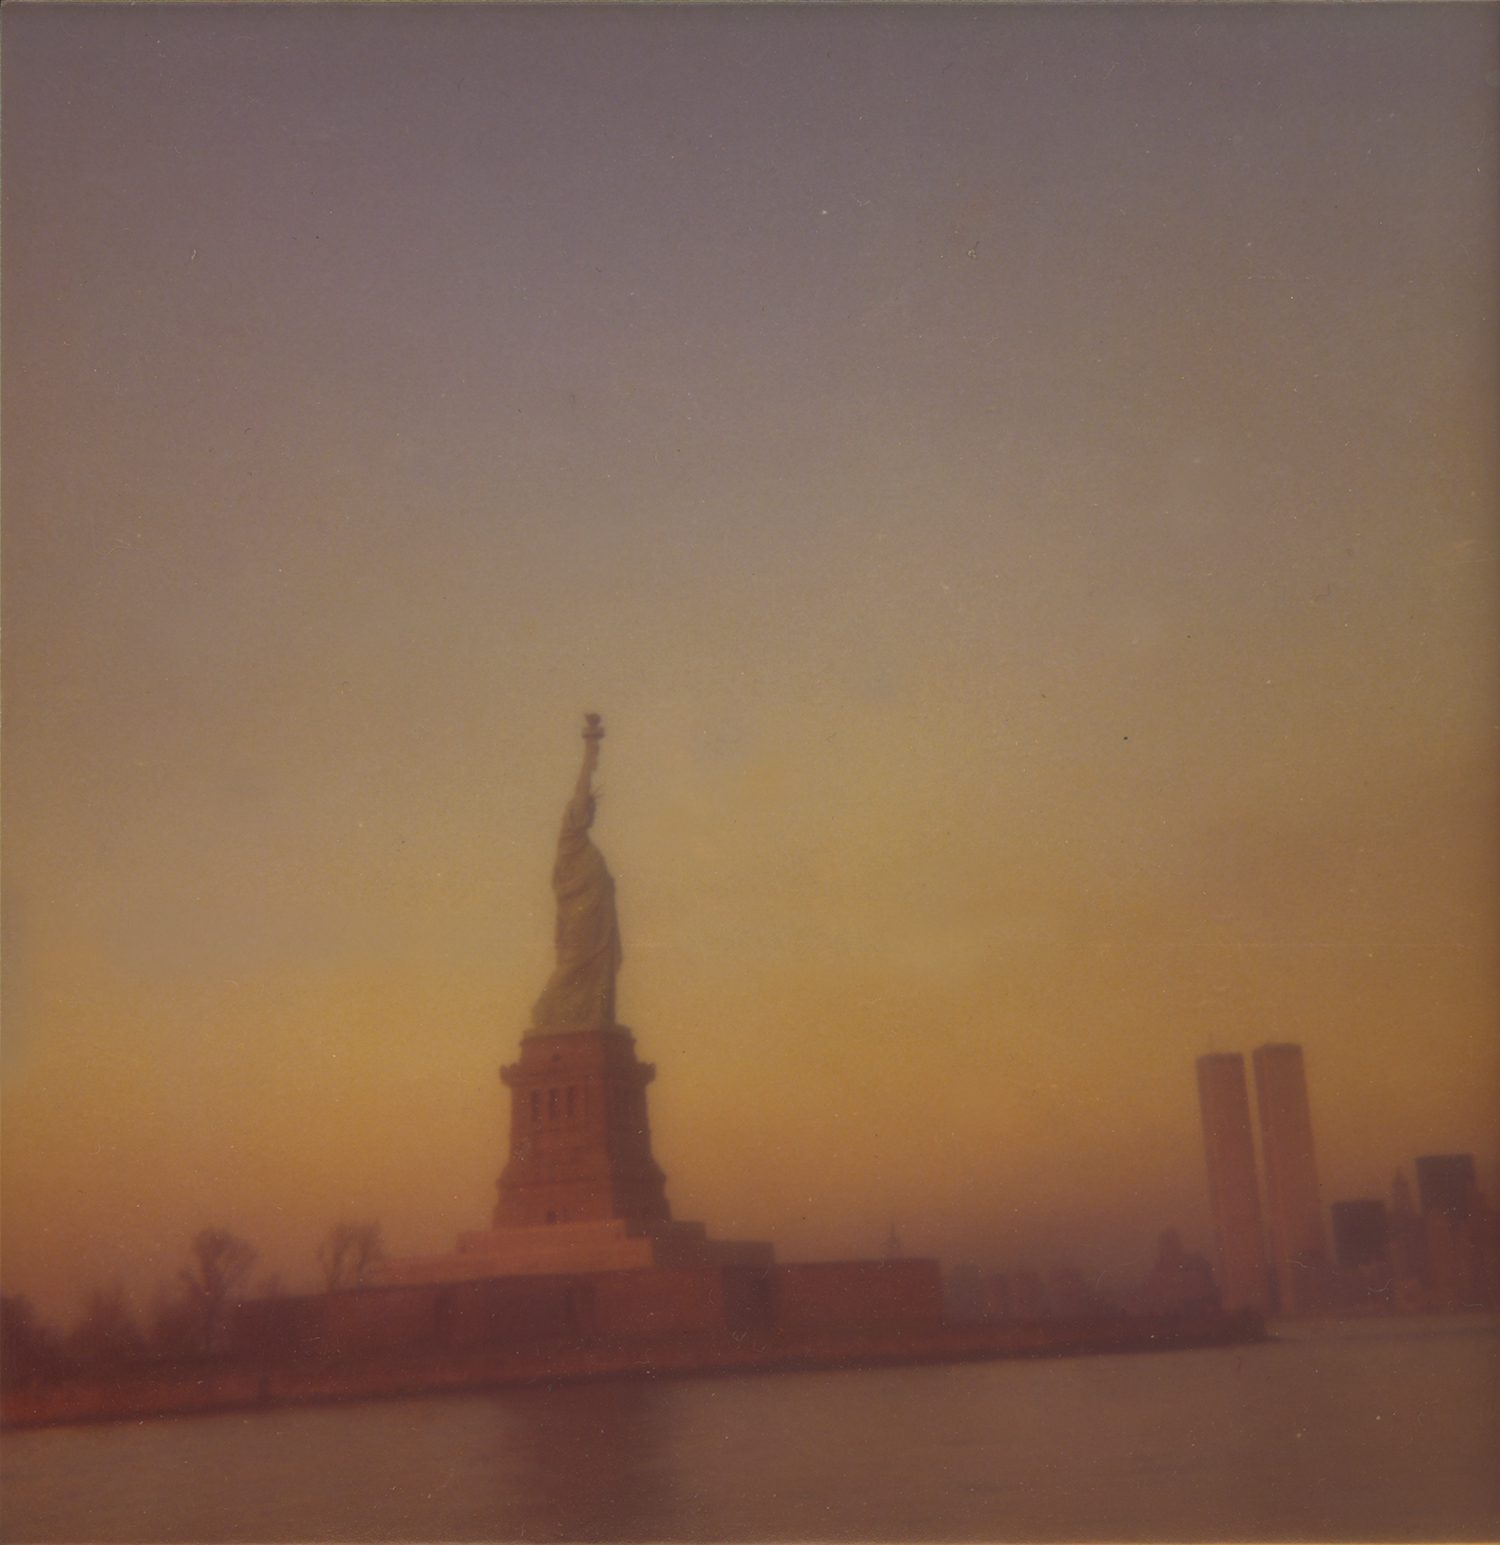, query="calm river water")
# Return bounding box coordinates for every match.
[3,1317,1496,1542]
